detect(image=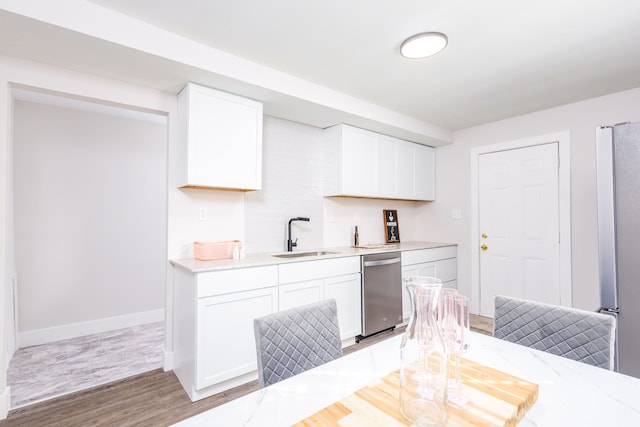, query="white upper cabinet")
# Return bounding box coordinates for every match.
[177,82,263,190]
[332,125,379,197]
[413,141,435,201]
[324,124,435,201]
